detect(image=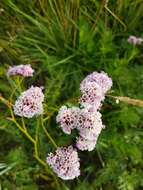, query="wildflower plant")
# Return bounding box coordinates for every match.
[1,0,143,189]
[0,64,113,183]
[3,62,142,188]
[55,72,112,154]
